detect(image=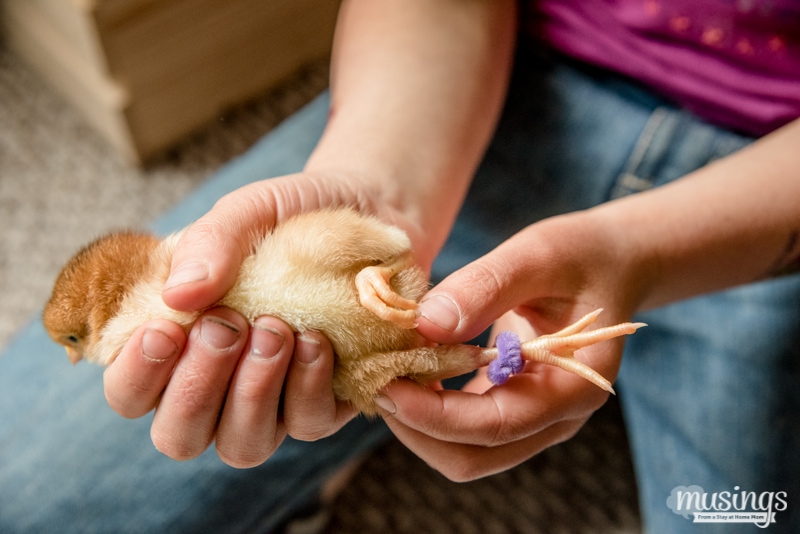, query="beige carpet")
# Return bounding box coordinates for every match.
[0,42,641,533]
